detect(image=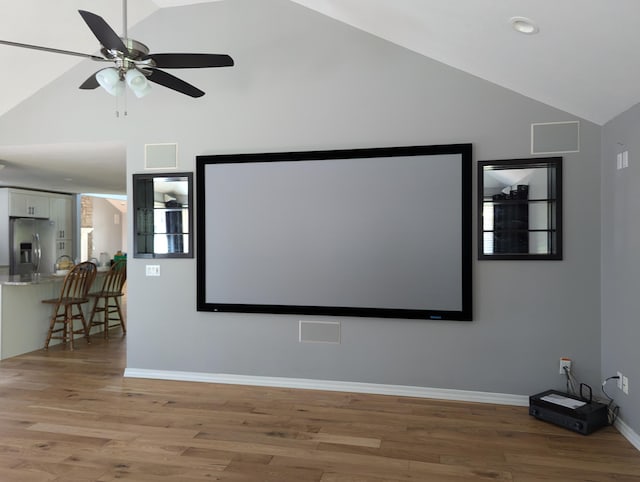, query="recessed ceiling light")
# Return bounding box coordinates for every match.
[510,16,539,35]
